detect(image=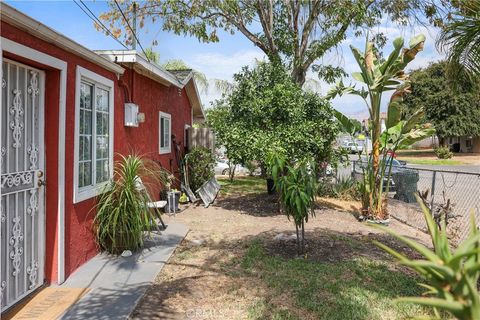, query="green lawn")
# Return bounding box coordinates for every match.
[402,158,463,166]
[238,241,438,320]
[218,176,265,196]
